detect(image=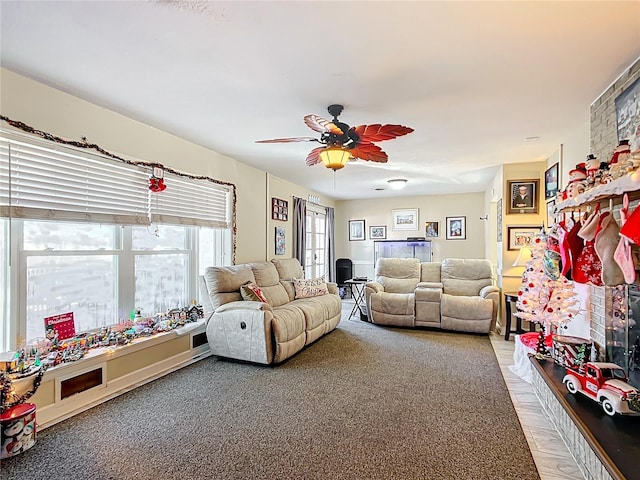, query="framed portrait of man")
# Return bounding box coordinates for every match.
[506,179,539,214]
